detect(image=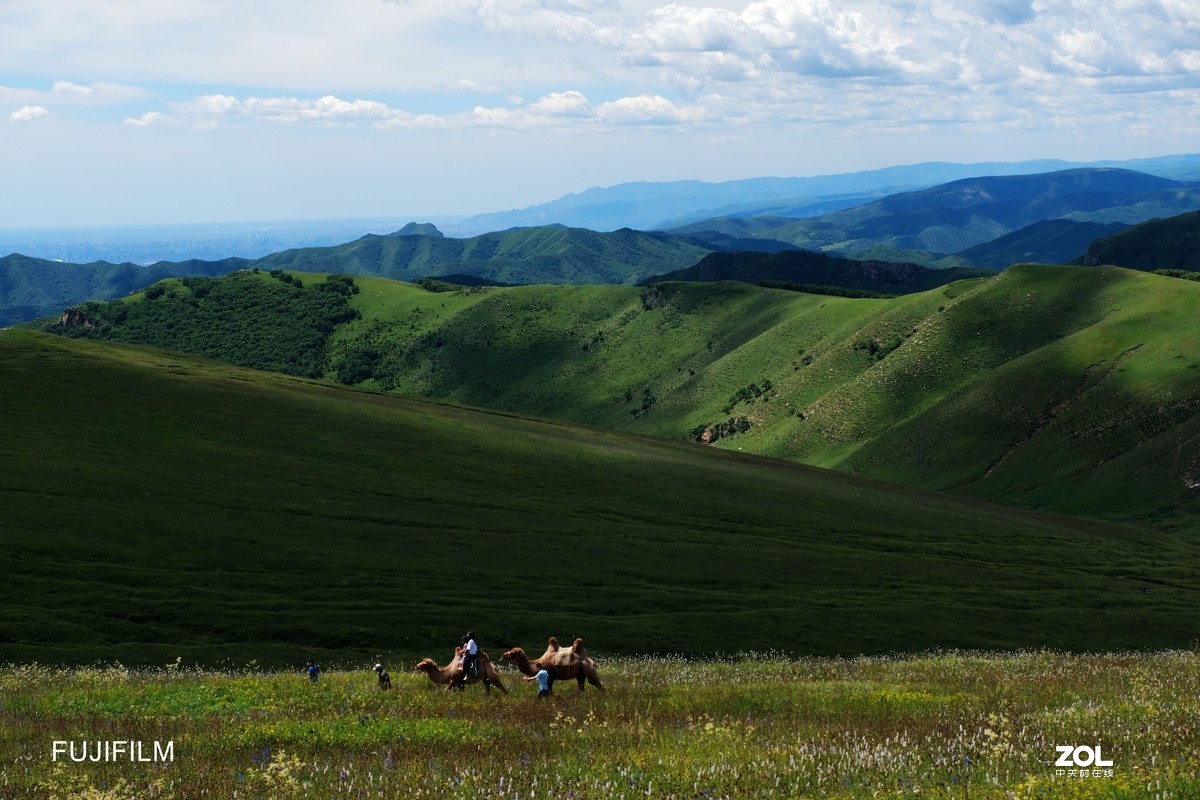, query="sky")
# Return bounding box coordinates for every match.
[3,0,1200,227]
